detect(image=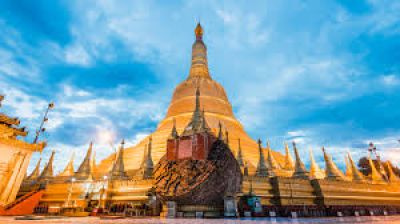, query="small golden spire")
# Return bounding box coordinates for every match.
[283,142,294,171]
[368,155,385,184]
[309,148,324,180]
[59,152,75,177]
[322,147,346,181]
[347,152,366,182]
[266,141,280,170]
[195,22,203,40]
[386,161,400,183]
[292,142,309,179]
